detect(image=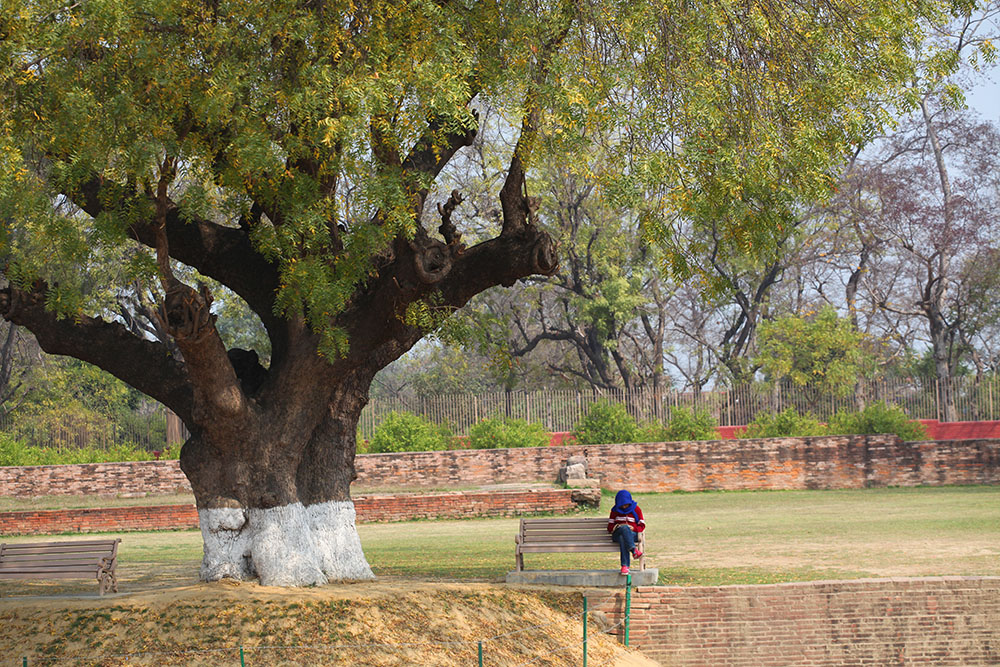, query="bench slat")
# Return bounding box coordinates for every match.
[0,571,102,580]
[3,541,115,555]
[0,564,101,575]
[519,544,619,552]
[522,528,611,540]
[1,551,110,562]
[522,520,606,524]
[520,534,613,542]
